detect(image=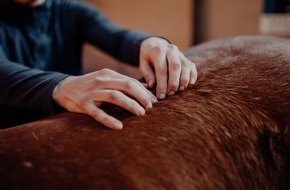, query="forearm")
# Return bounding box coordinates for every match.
[0,59,69,113]
[77,2,152,66]
[84,21,151,66]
